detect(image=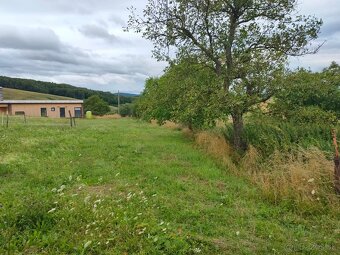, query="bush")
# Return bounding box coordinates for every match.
[290,106,337,125]
[119,103,135,117]
[223,113,338,157]
[84,95,110,116]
